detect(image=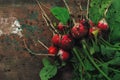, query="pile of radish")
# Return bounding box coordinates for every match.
[48,18,109,61]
